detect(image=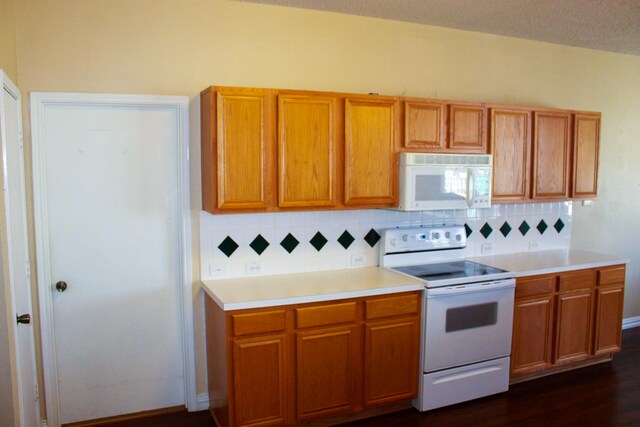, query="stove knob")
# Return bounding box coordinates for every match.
[401,234,409,242]
[456,234,462,241]
[390,238,397,246]
[432,232,440,240]
[445,231,450,238]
